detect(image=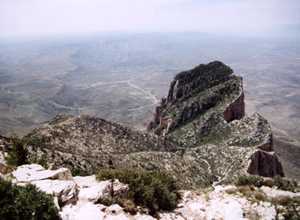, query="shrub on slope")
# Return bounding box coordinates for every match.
[0,179,60,220]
